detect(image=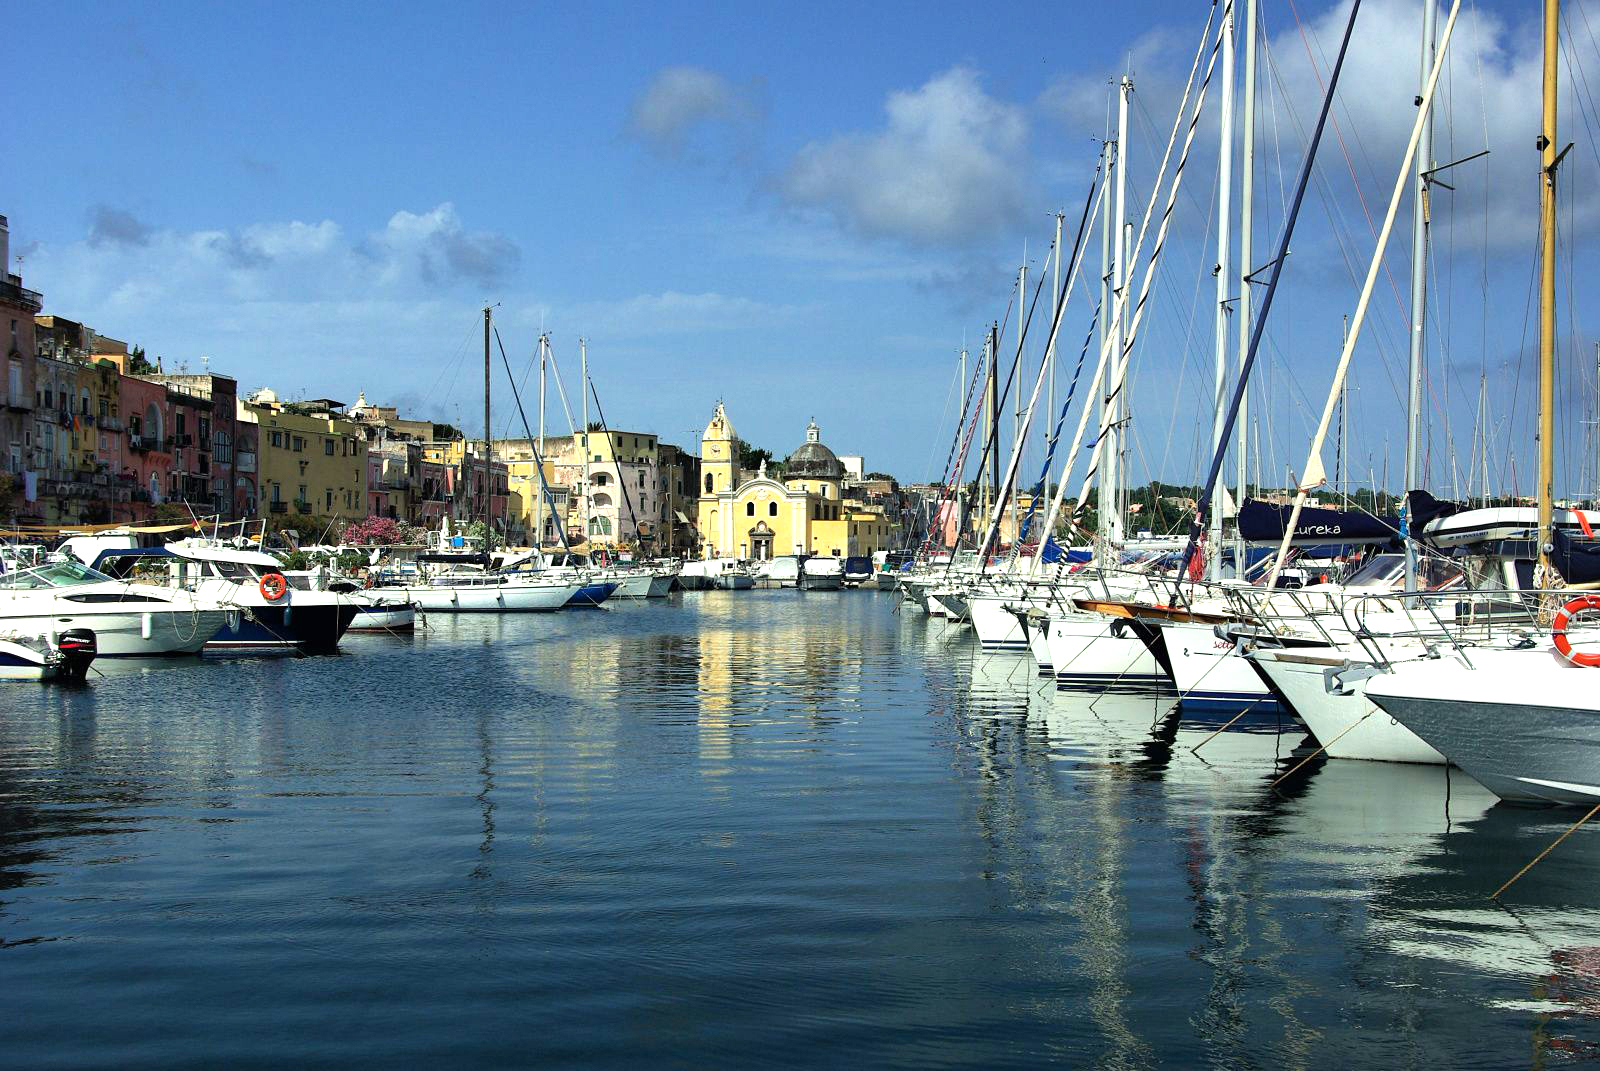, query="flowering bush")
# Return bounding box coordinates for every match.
[342,516,406,545]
